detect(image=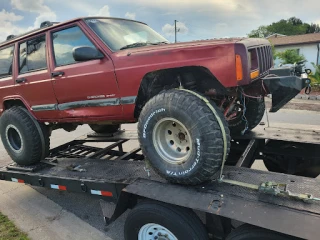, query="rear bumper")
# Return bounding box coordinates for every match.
[262,75,308,112]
